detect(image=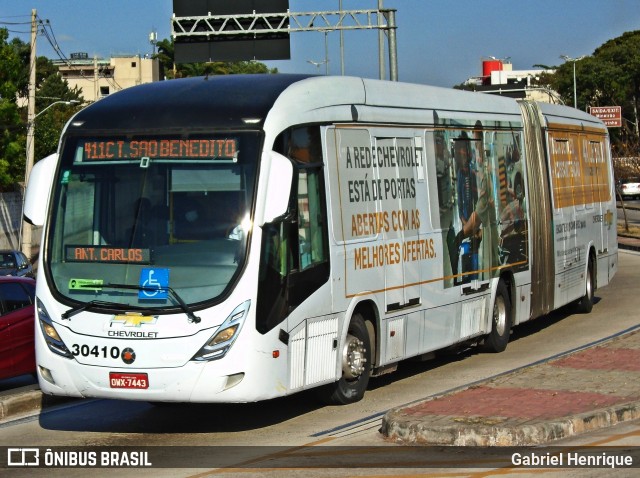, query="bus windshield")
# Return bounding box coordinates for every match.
[47,132,261,310]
